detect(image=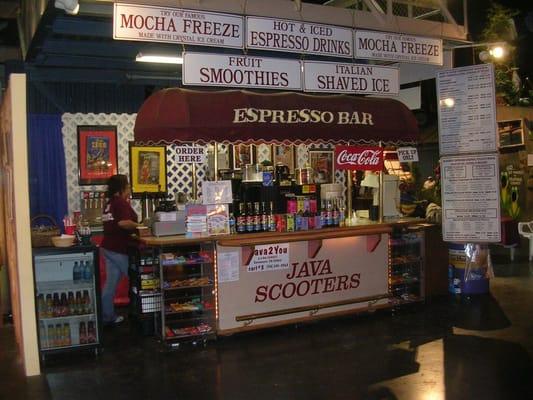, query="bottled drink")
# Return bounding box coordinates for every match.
[52,293,60,317]
[79,322,87,345]
[253,202,261,232]
[246,203,254,233]
[236,203,246,233]
[47,324,55,348]
[332,199,340,227]
[268,201,276,232]
[229,212,236,234]
[87,321,96,343]
[295,208,303,231]
[68,291,76,315]
[63,323,71,346]
[320,200,328,228]
[75,291,83,315]
[45,294,53,318]
[73,261,81,283]
[326,200,333,227]
[260,202,268,232]
[83,260,93,282]
[37,294,46,319]
[339,201,346,227]
[82,290,92,314]
[60,292,69,316]
[55,324,62,347]
[39,321,47,349]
